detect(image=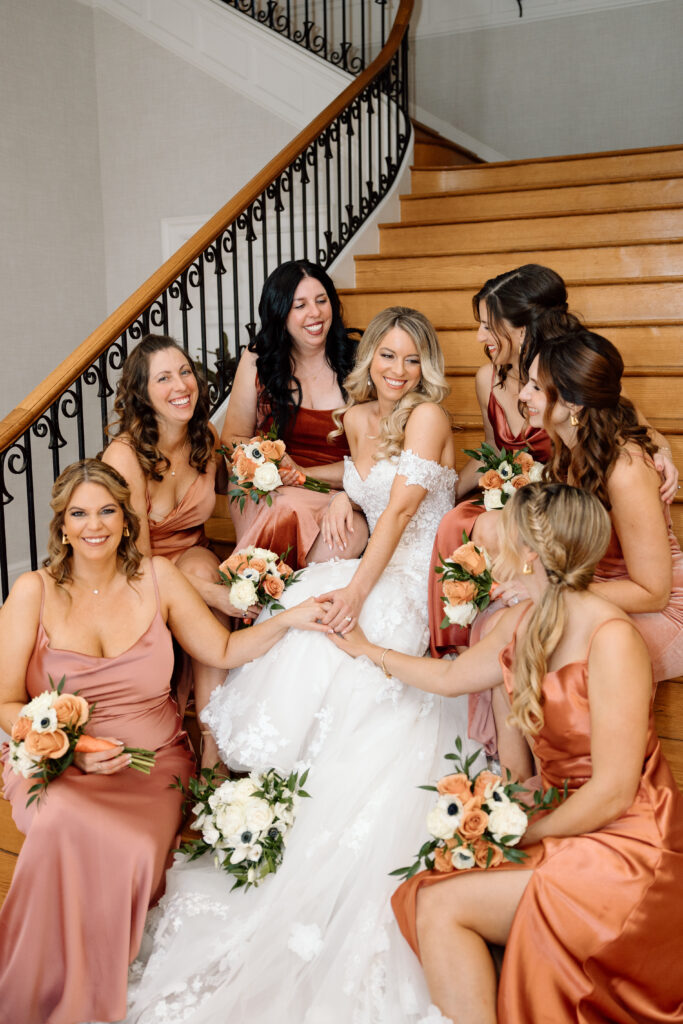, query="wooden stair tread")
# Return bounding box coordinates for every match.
[411,142,683,172]
[400,174,683,203]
